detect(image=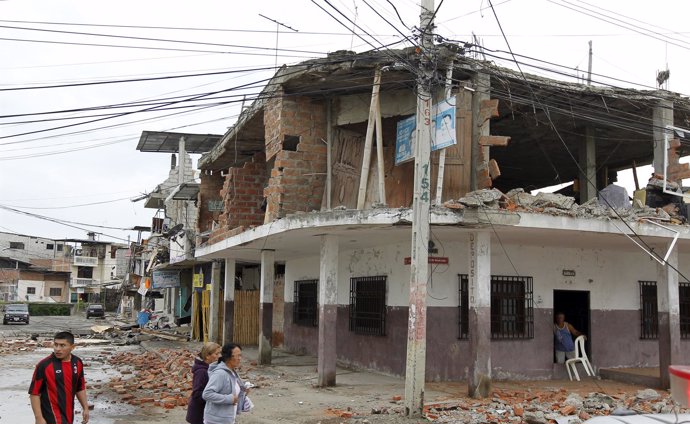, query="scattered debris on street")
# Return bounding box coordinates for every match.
[418,388,688,423]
